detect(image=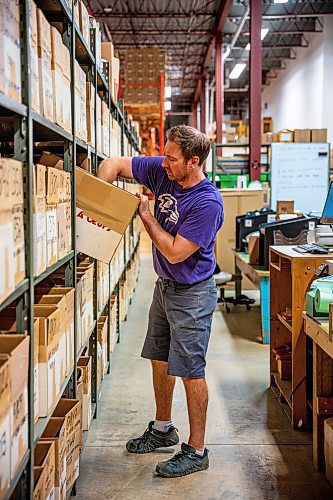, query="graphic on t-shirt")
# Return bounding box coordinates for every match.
[158,193,179,224]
